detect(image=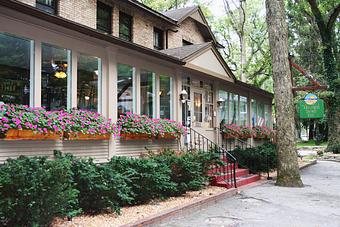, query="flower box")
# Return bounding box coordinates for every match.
[4,129,60,140]
[63,132,111,140]
[223,134,237,140]
[158,133,178,139]
[120,133,151,140]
